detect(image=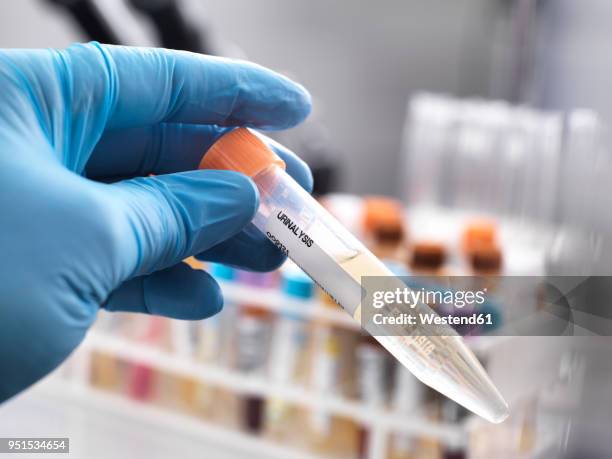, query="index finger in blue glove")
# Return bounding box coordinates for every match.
[64,43,312,130]
[88,124,314,192]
